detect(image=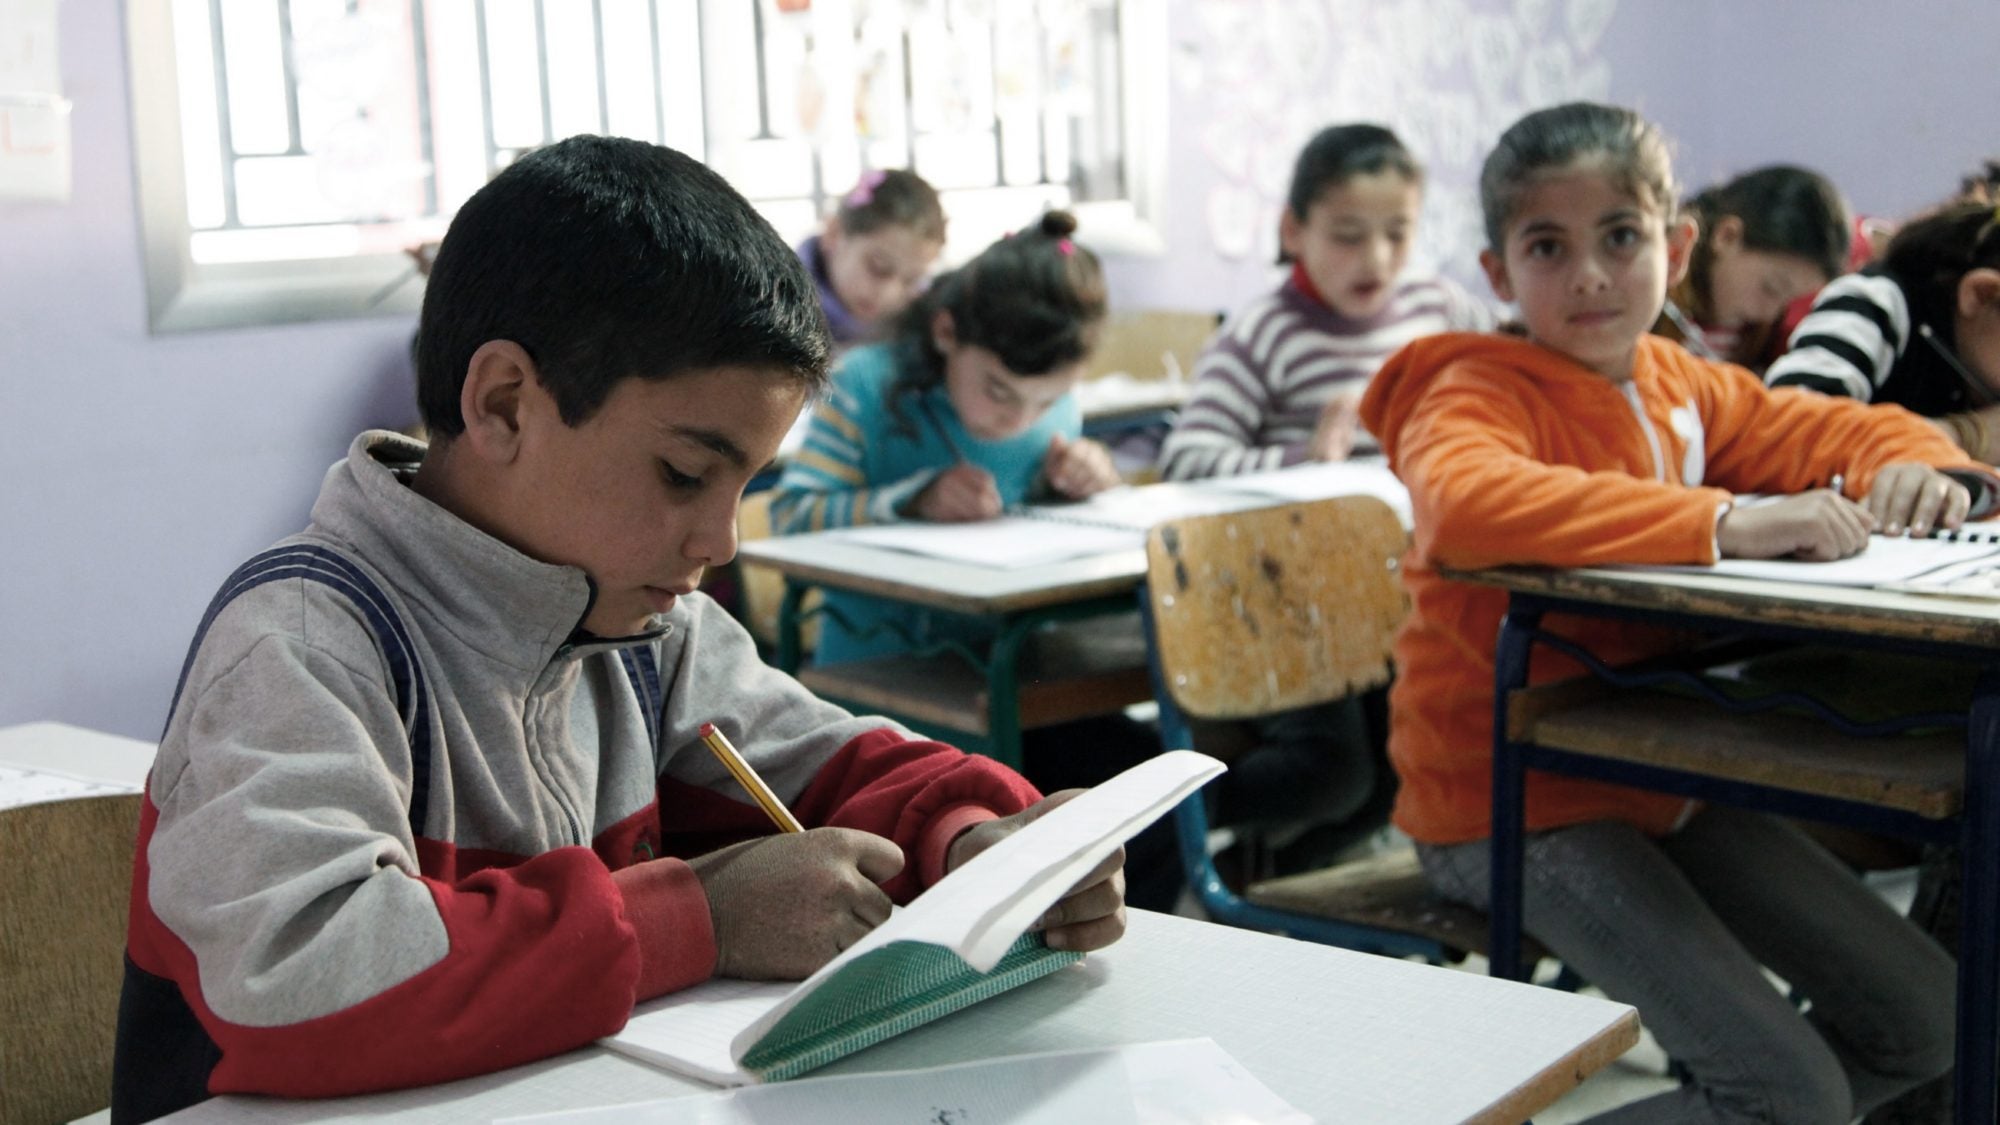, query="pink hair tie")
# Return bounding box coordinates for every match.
[844,169,888,209]
[1057,238,1075,256]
